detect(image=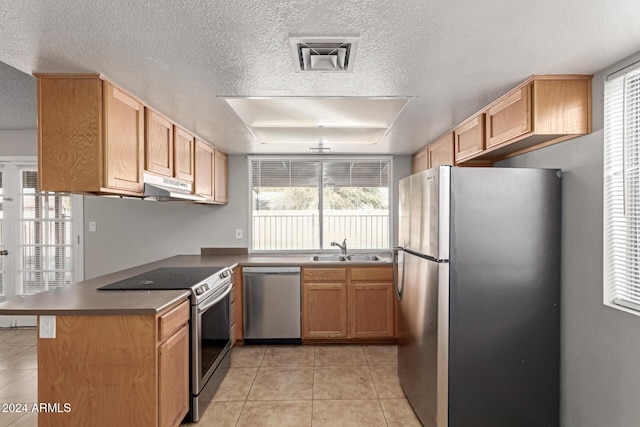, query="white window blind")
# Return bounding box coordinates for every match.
[604,64,640,314]
[250,157,391,252]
